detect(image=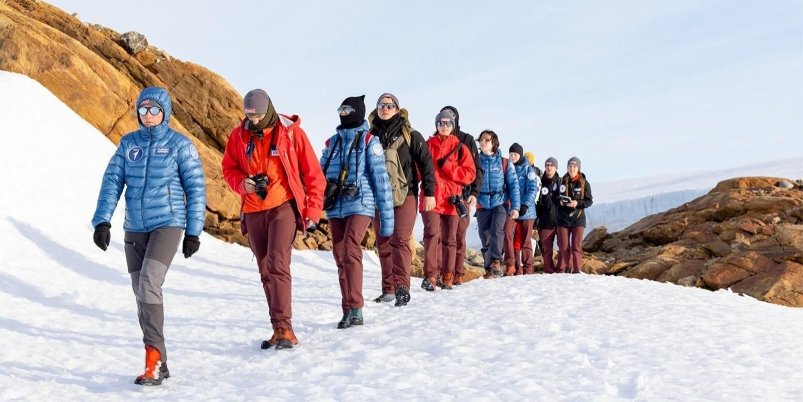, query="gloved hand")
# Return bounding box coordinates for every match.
[305,219,317,234]
[93,222,111,251]
[519,205,528,217]
[183,235,200,258]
